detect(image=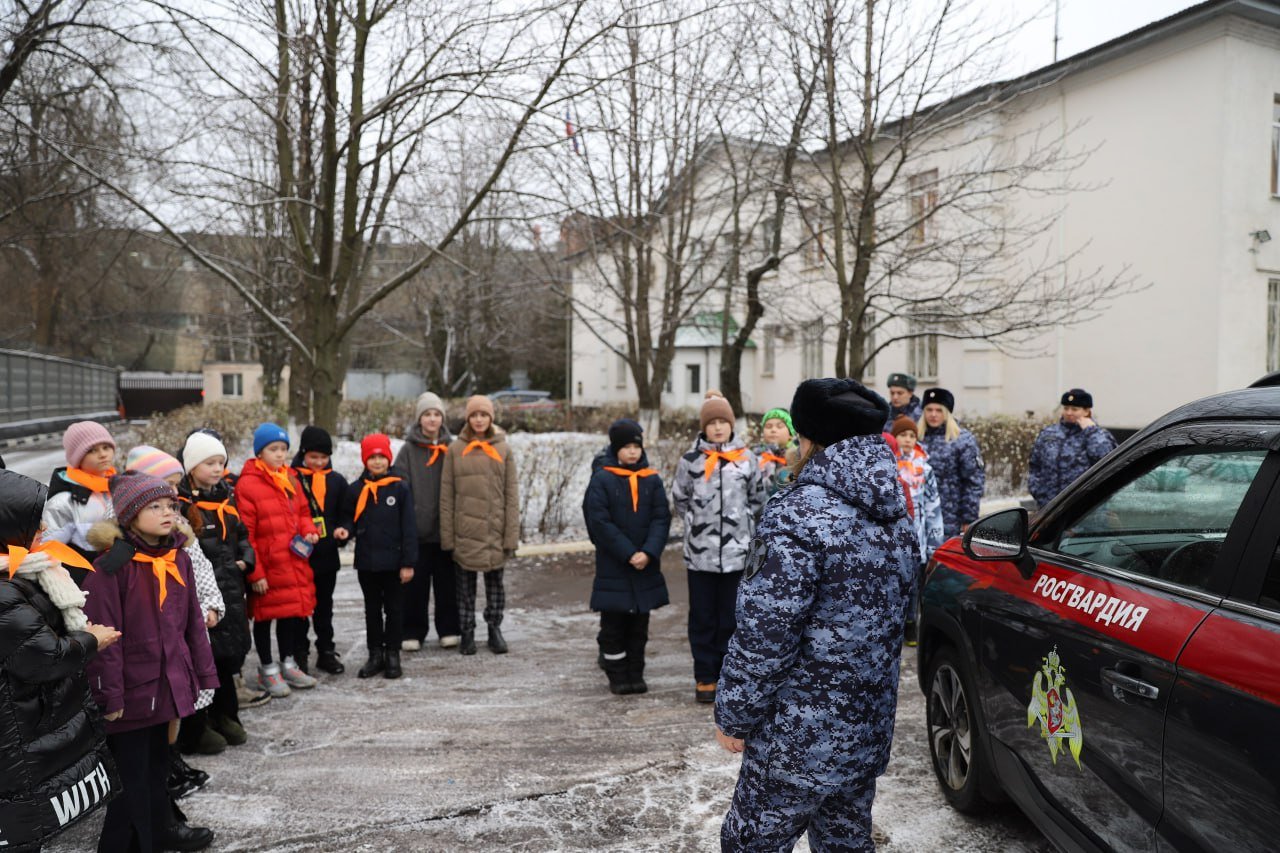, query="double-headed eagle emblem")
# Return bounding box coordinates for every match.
[1028,646,1084,769]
